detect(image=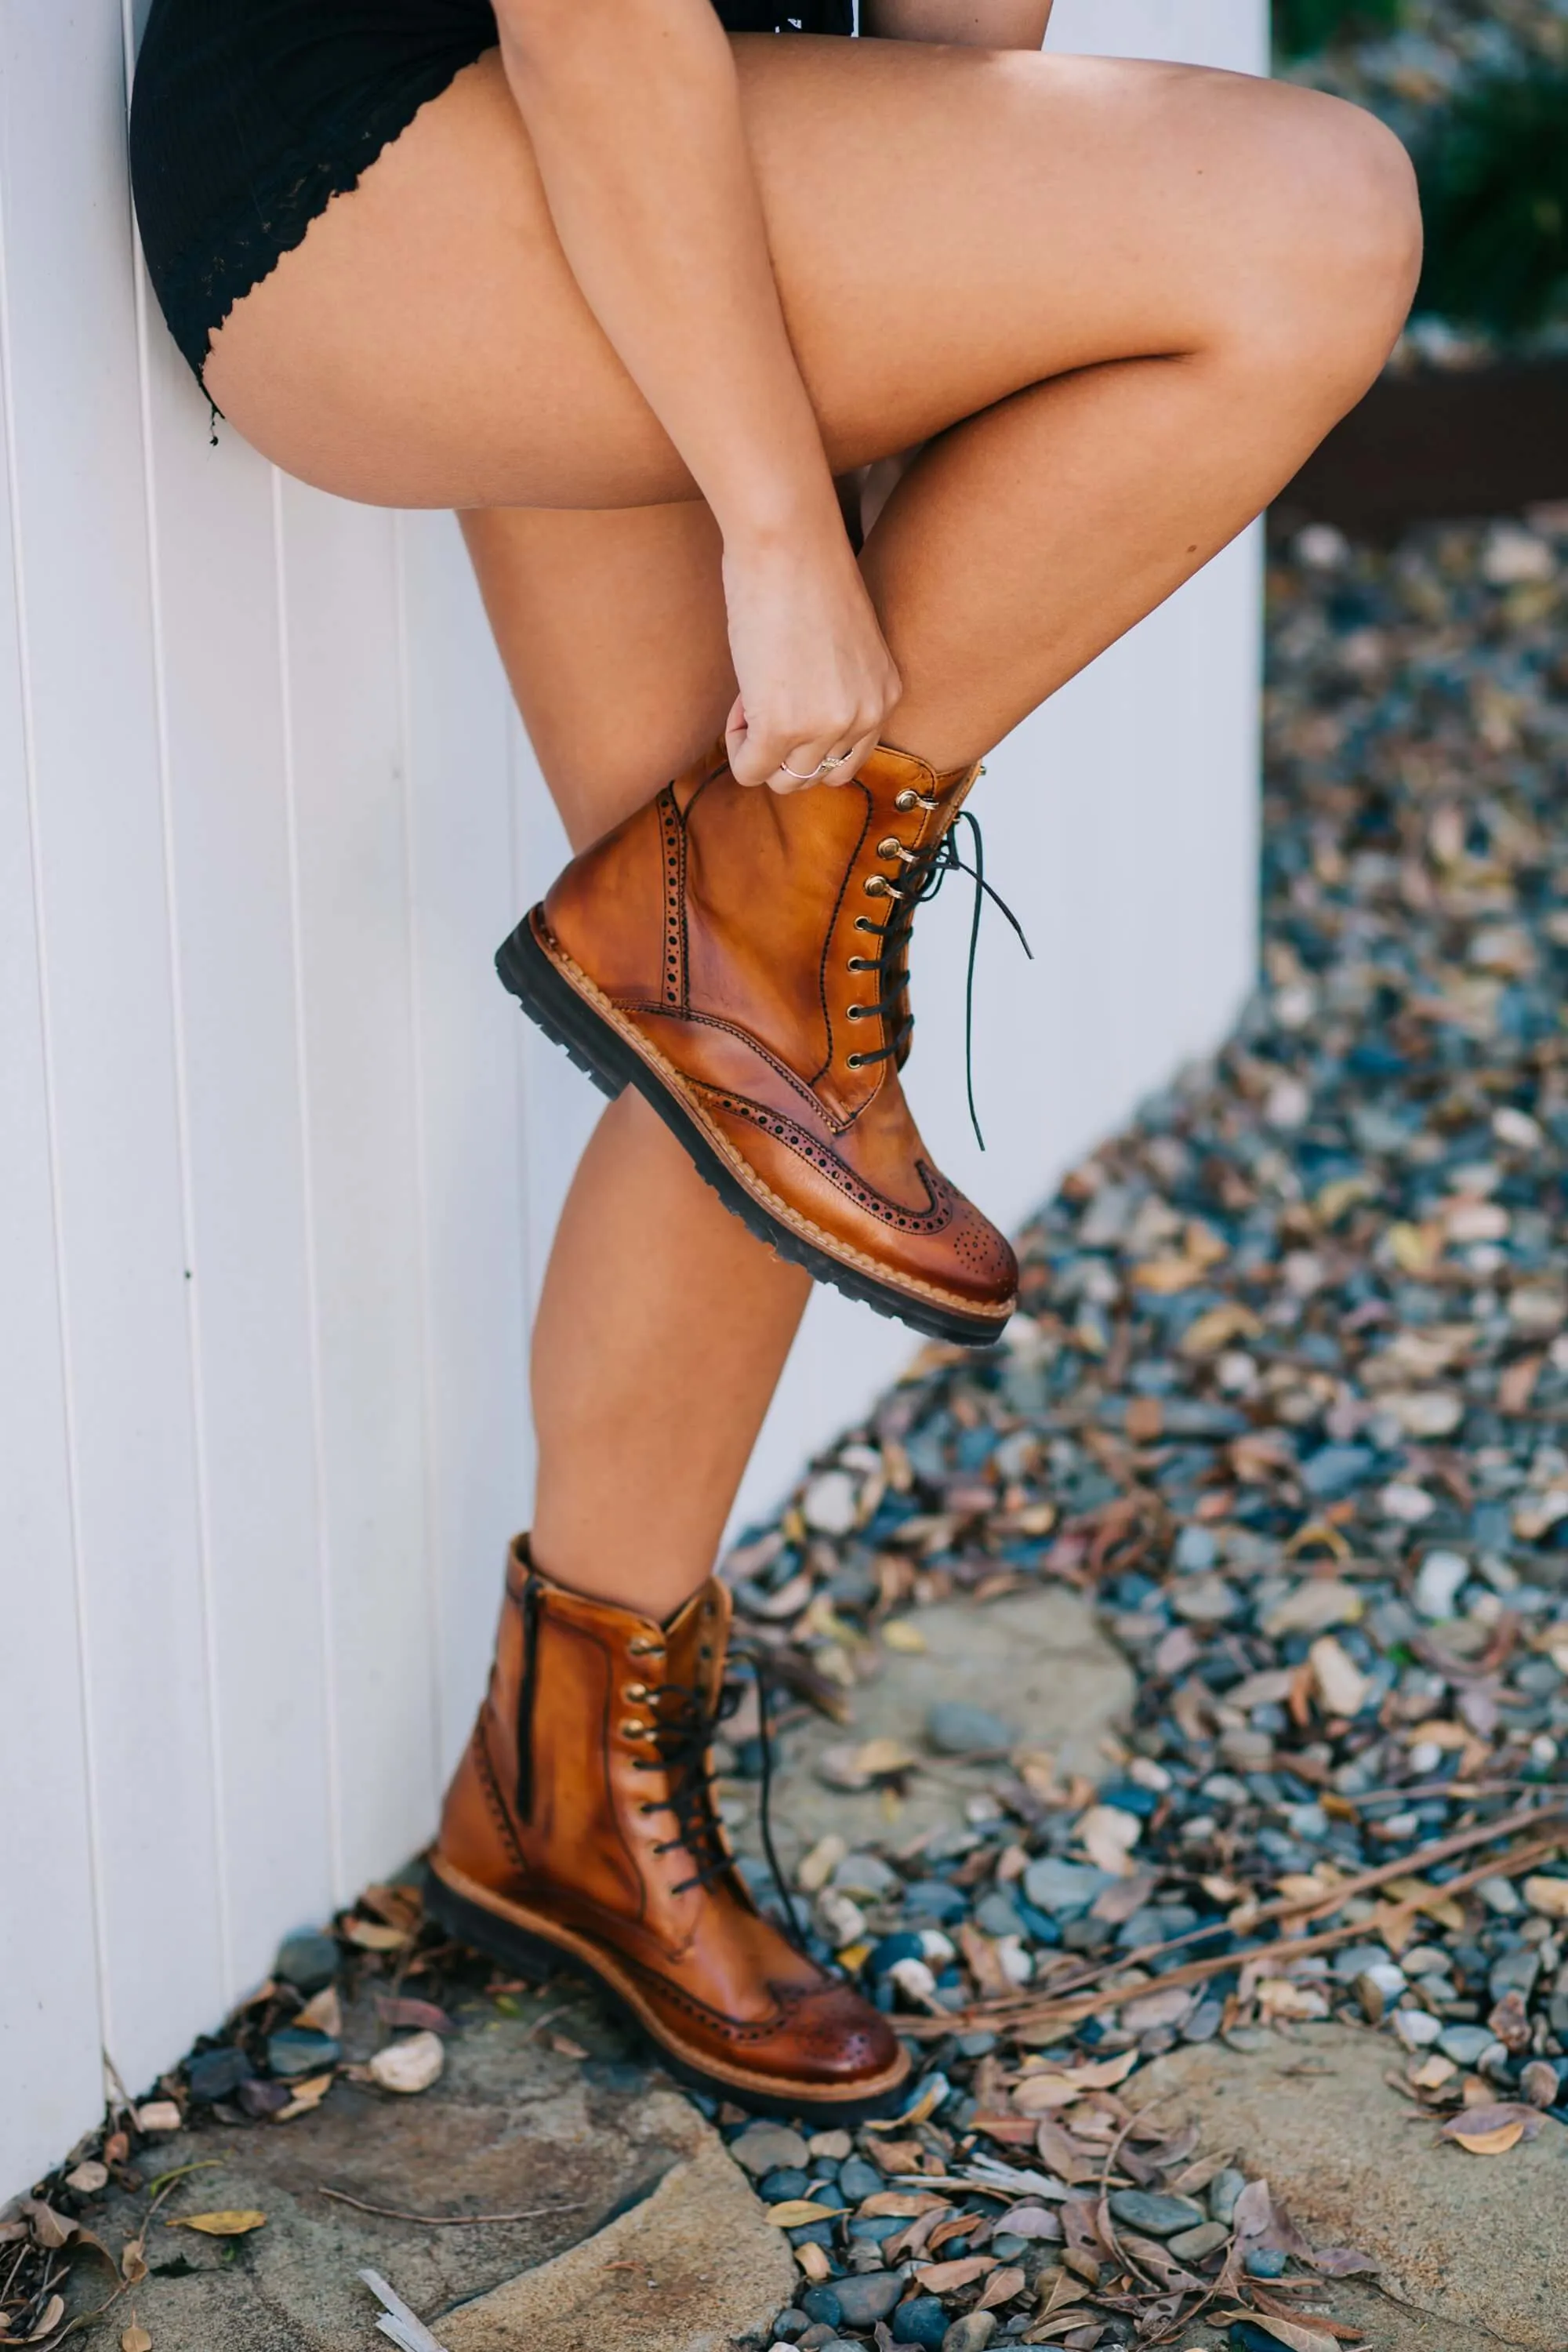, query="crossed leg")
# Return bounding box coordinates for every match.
[205,35,1420,1612]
